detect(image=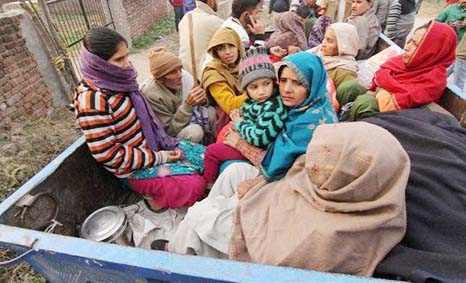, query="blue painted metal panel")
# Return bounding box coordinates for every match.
[378,33,403,52]
[0,225,399,283]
